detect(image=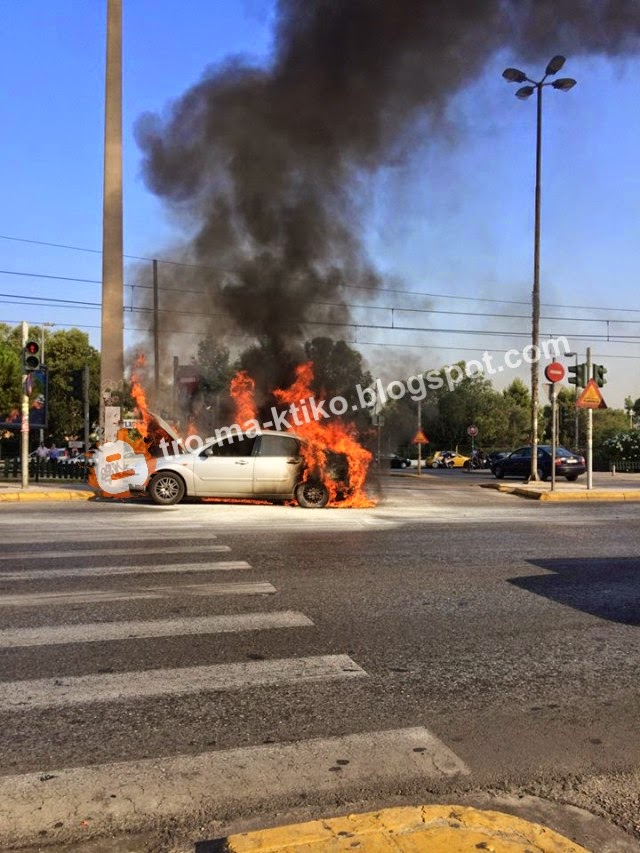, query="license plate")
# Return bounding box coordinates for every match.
[565,458,576,464]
